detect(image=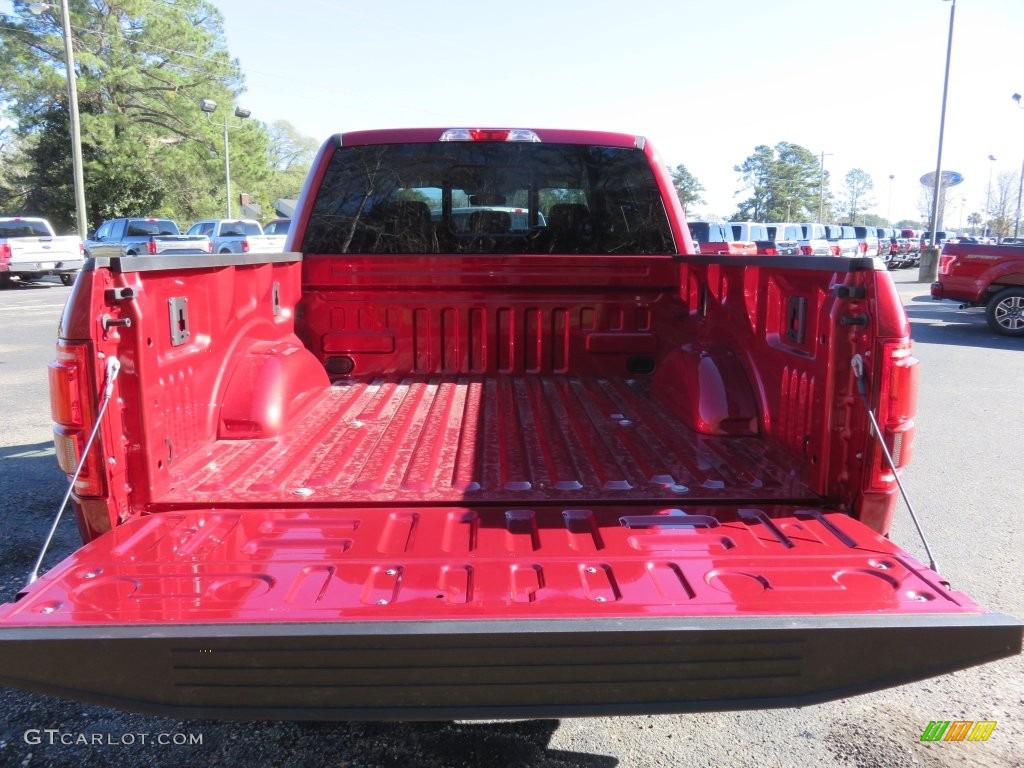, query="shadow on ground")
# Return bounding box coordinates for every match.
[903,298,1022,350]
[0,704,621,768]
